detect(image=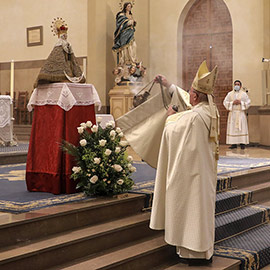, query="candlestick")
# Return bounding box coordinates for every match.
[10,60,14,99]
[83,58,87,79]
